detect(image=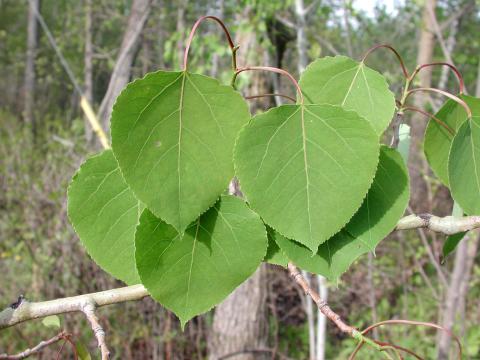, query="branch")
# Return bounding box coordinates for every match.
[288,263,354,334]
[0,285,148,330]
[0,332,70,359]
[83,302,110,360]
[395,214,480,235]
